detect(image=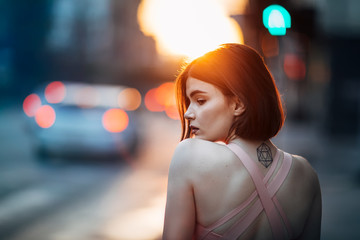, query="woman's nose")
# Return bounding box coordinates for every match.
[184,108,195,120]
